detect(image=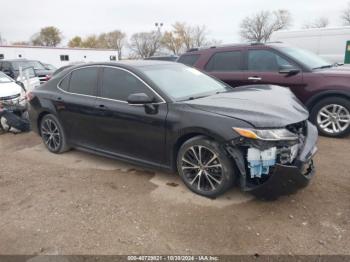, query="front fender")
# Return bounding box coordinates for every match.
[305,89,350,109]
